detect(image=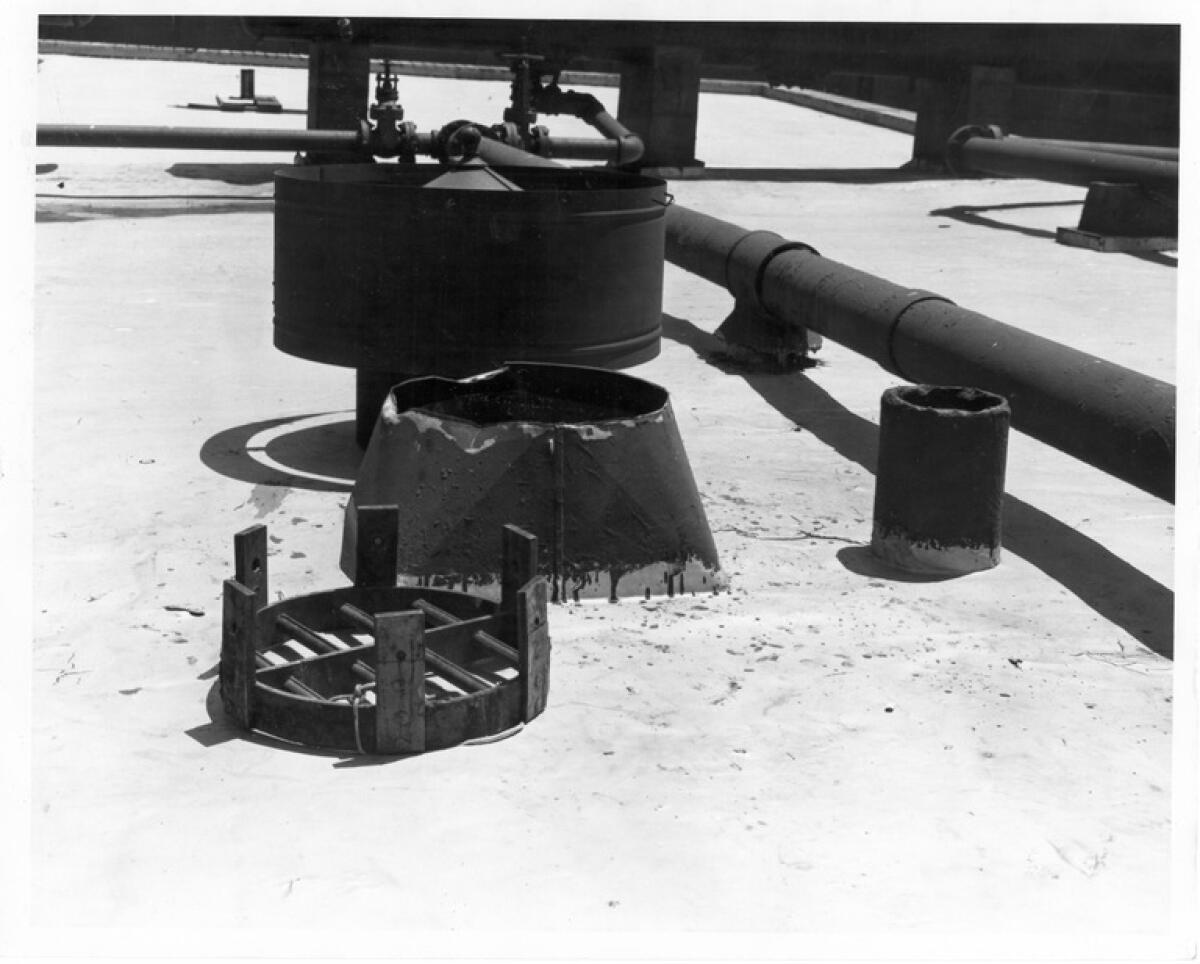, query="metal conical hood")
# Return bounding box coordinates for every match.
[422,157,523,192]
